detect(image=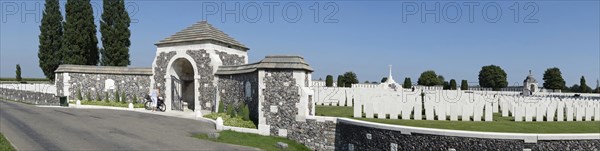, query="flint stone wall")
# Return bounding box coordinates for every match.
[217,72,259,124]
[0,88,59,105]
[262,70,336,150]
[334,120,600,150]
[216,50,245,66]
[56,73,64,96]
[186,50,216,110]
[153,51,177,97]
[67,73,151,102]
